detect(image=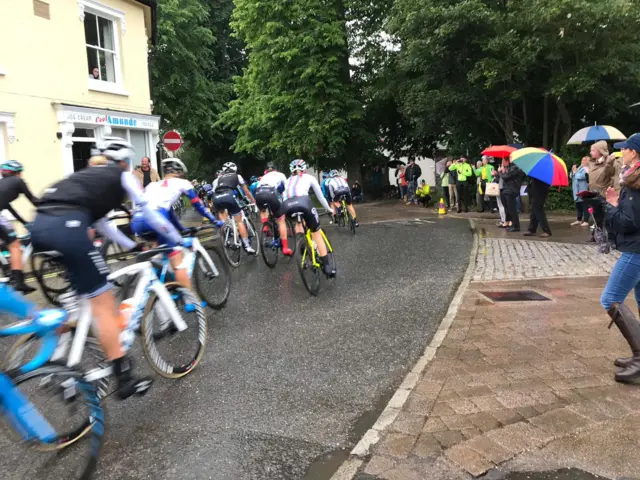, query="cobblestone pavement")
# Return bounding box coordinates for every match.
[353,276,640,480]
[473,239,620,282]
